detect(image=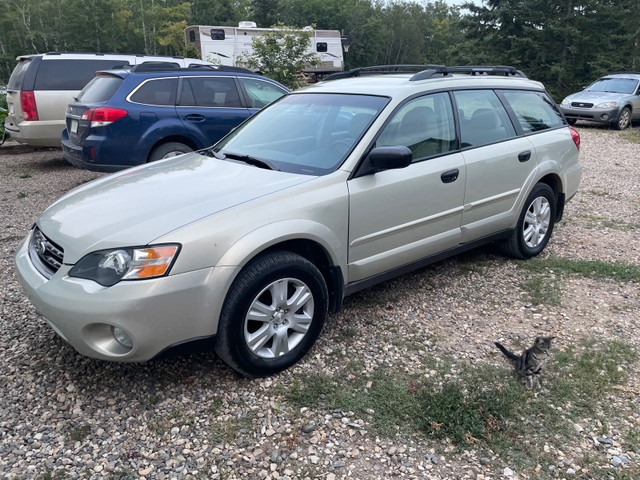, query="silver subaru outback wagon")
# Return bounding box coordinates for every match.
[15,65,582,377]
